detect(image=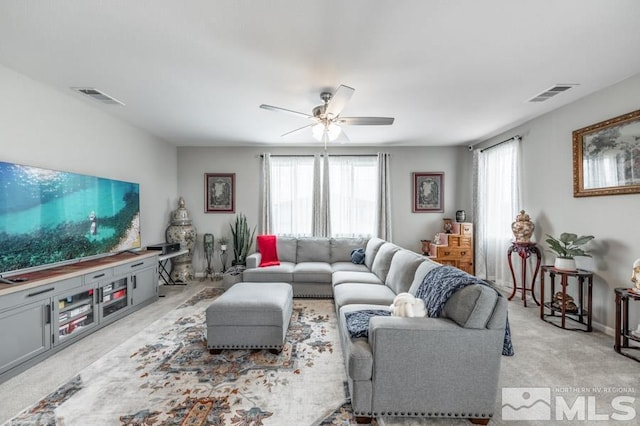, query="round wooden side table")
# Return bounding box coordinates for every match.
[614,288,640,362]
[540,266,593,331]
